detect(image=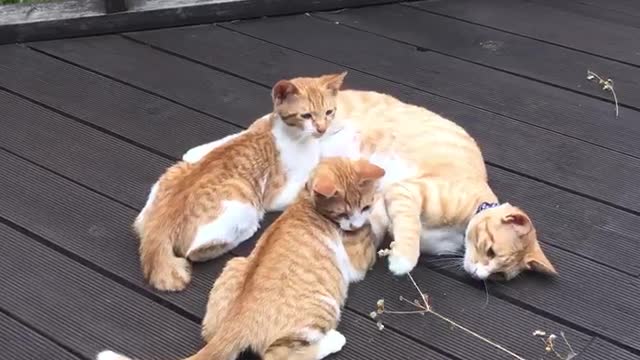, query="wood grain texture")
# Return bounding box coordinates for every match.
[0,312,80,360]
[320,4,640,110]
[0,222,202,360]
[222,16,640,212]
[411,0,640,66]
[580,338,640,360]
[525,0,640,29]
[0,44,240,158]
[127,24,640,275]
